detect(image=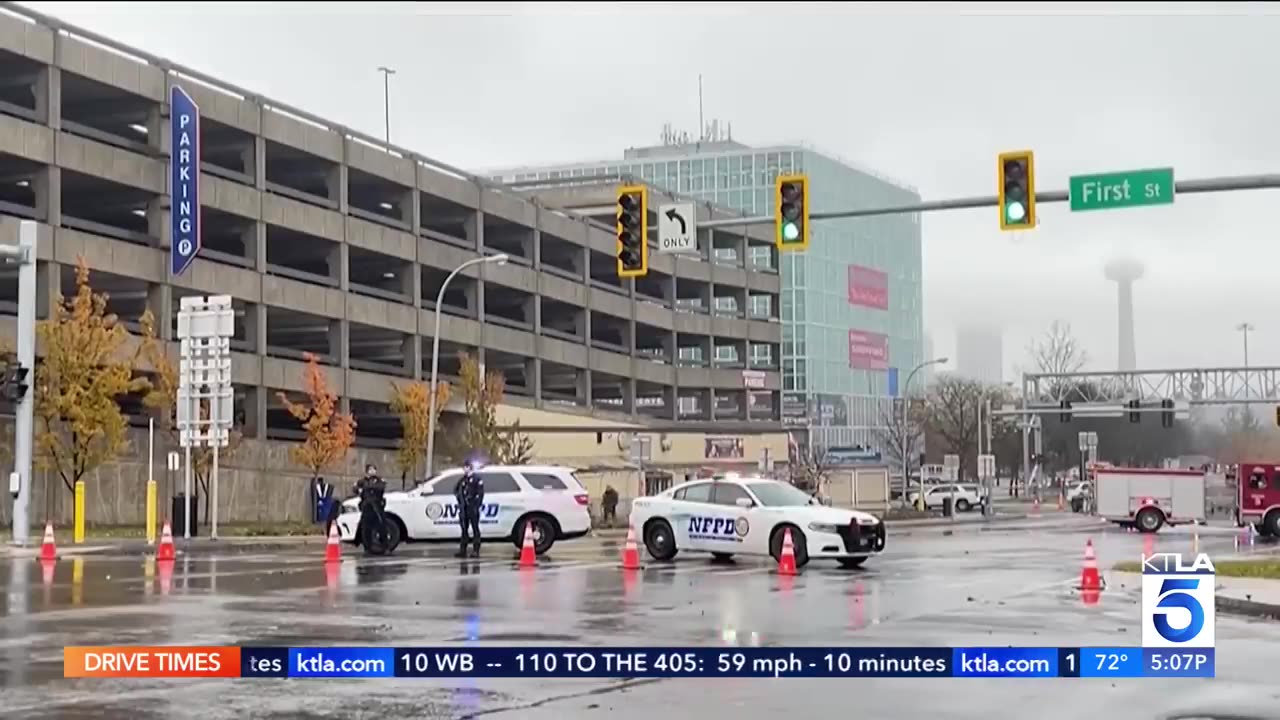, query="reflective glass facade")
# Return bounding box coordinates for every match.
[492,143,923,449]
